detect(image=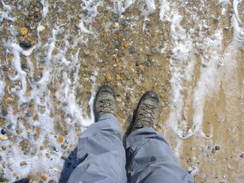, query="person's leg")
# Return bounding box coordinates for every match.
[67,86,127,183]
[67,114,126,183]
[126,128,194,183]
[126,92,194,183]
